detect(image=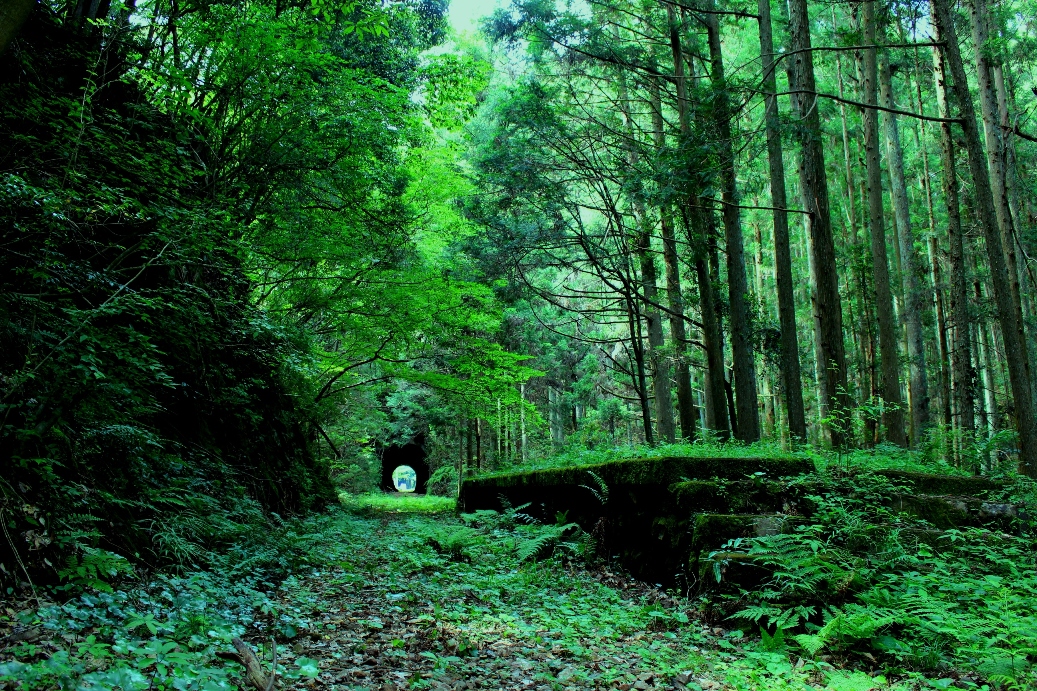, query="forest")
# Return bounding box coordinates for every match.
[1,0,1037,688]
